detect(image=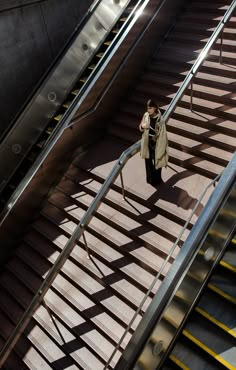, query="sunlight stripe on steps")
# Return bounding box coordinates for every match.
[195,307,236,338]
[183,330,236,370]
